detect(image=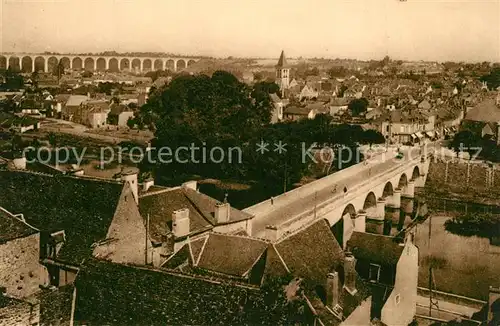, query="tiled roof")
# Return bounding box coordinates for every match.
[183,186,253,224]
[0,171,124,265]
[139,187,253,243]
[138,188,211,242]
[196,233,268,277]
[284,105,311,116]
[74,258,269,325]
[39,285,74,326]
[65,95,89,107]
[189,236,207,263]
[0,207,38,243]
[273,219,344,287]
[347,232,404,266]
[465,98,500,123]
